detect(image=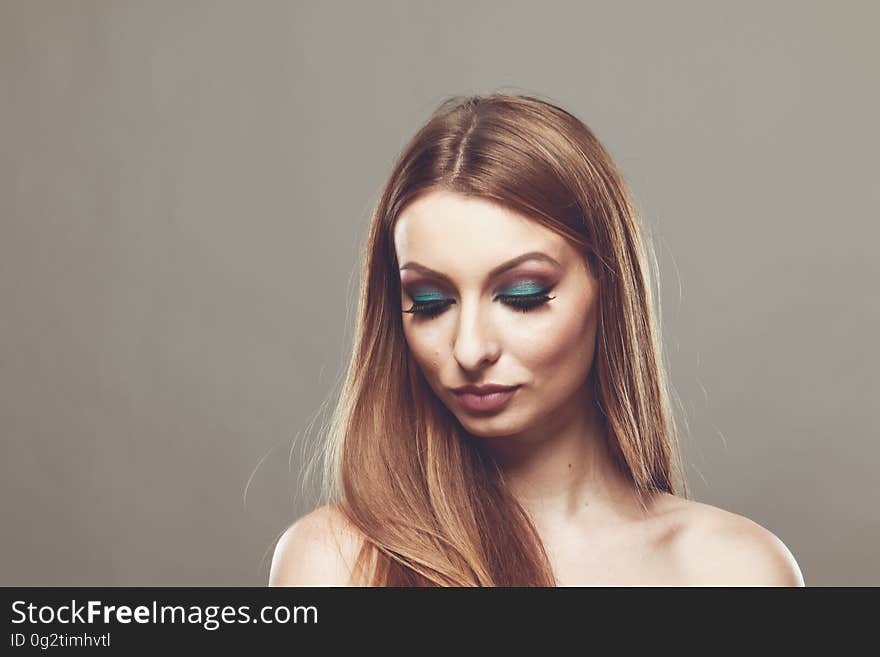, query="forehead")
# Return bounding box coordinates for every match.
[393,190,566,267]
